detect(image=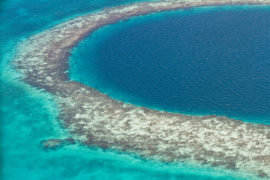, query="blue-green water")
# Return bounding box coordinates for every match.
[0,1,264,179]
[70,6,270,124]
[2,81,242,180]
